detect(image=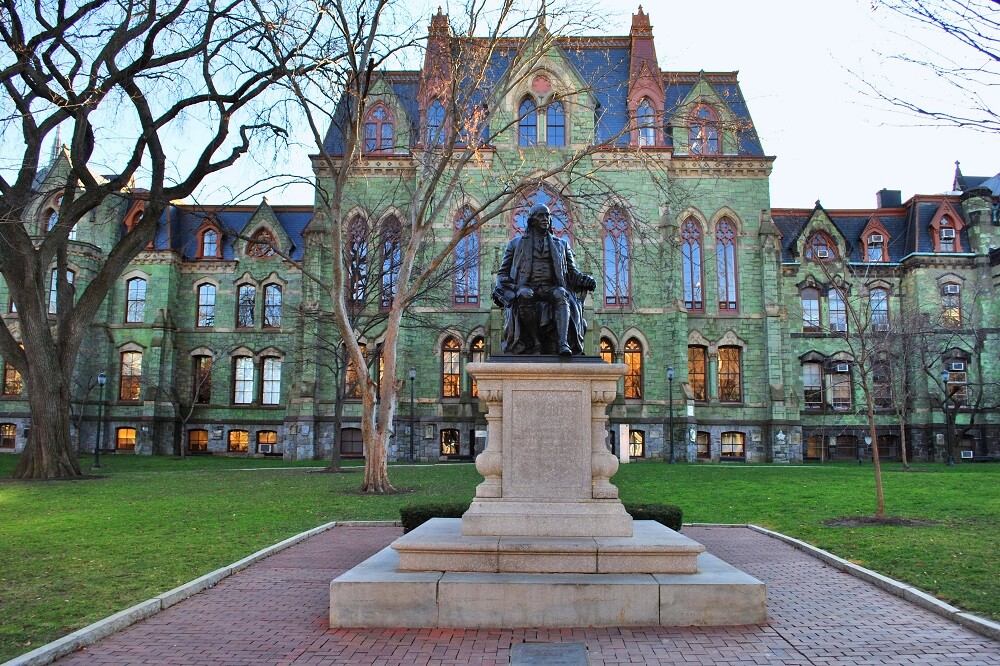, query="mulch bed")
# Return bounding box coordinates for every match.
[822,515,939,527]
